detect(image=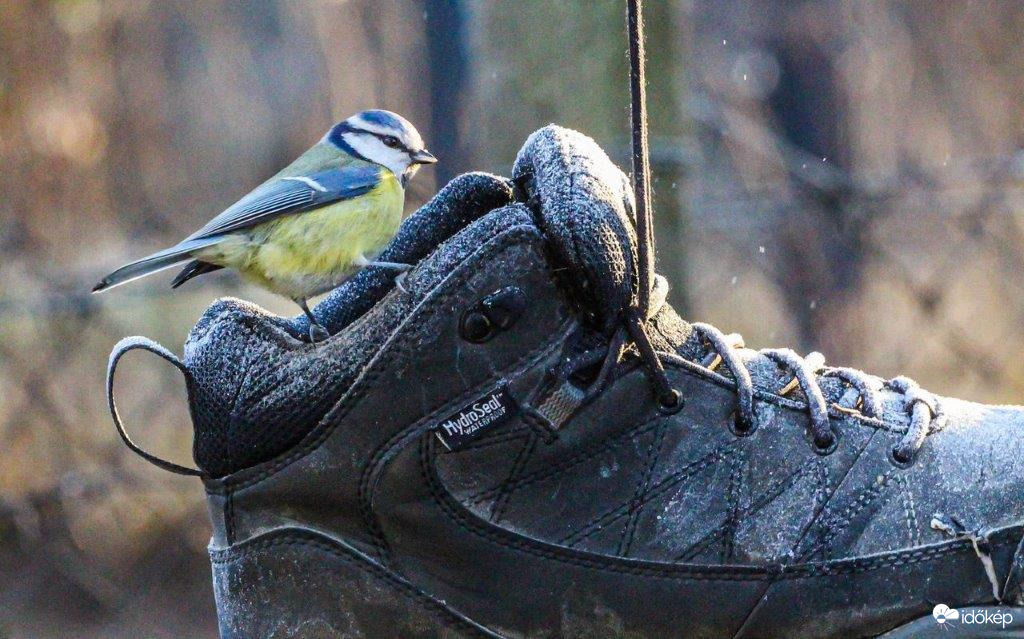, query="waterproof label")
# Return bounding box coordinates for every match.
[434,384,518,451]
